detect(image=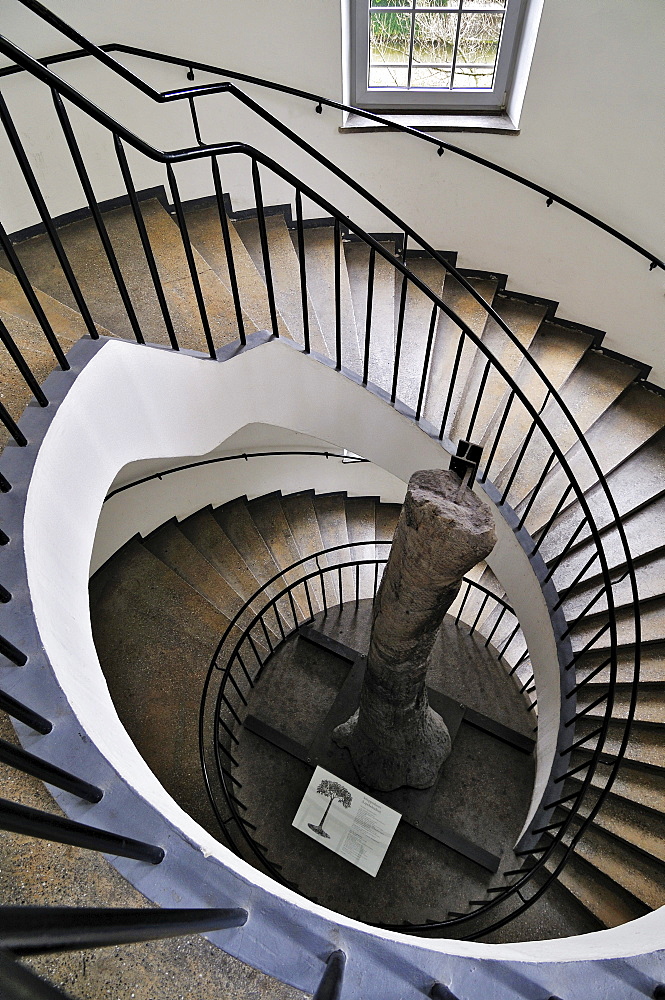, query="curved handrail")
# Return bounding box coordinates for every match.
[2,0,663,271]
